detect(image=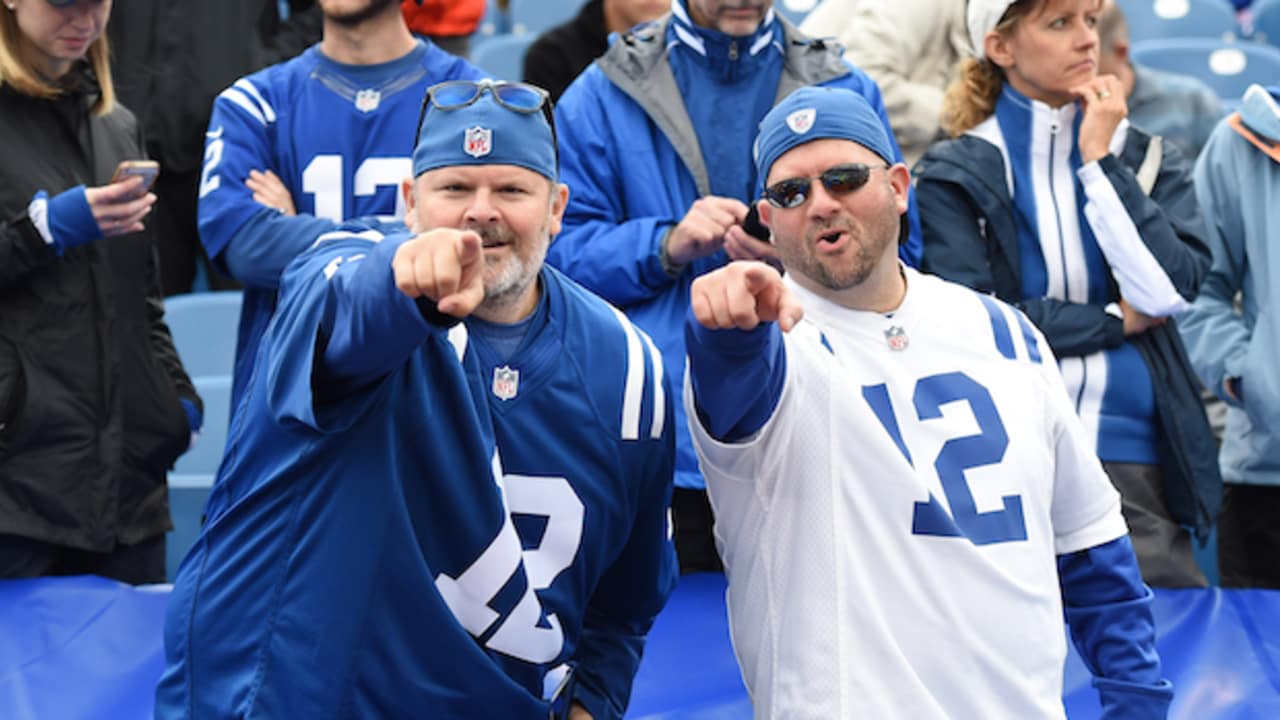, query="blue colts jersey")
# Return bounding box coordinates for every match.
[156,232,552,717]
[196,41,486,408]
[157,228,677,720]
[466,266,679,716]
